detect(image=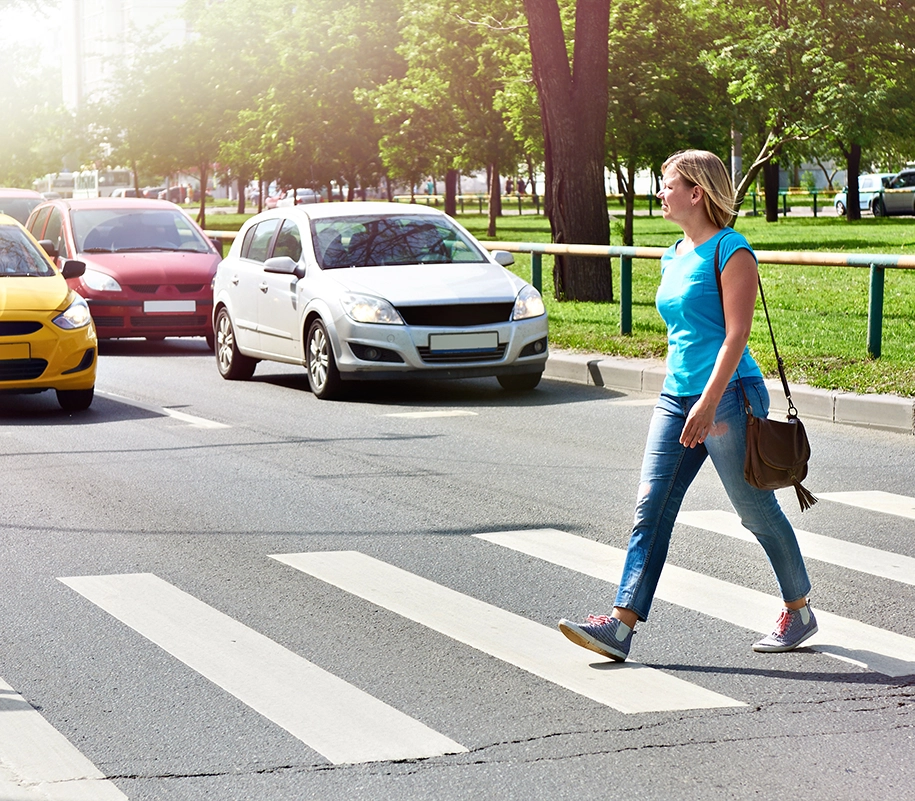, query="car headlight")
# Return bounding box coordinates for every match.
[512,285,546,320]
[341,293,405,325]
[53,296,92,329]
[82,268,122,292]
